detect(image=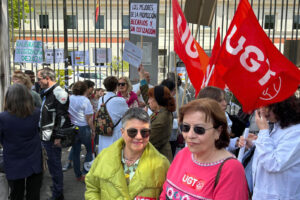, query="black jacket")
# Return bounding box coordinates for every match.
[40,83,72,141]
